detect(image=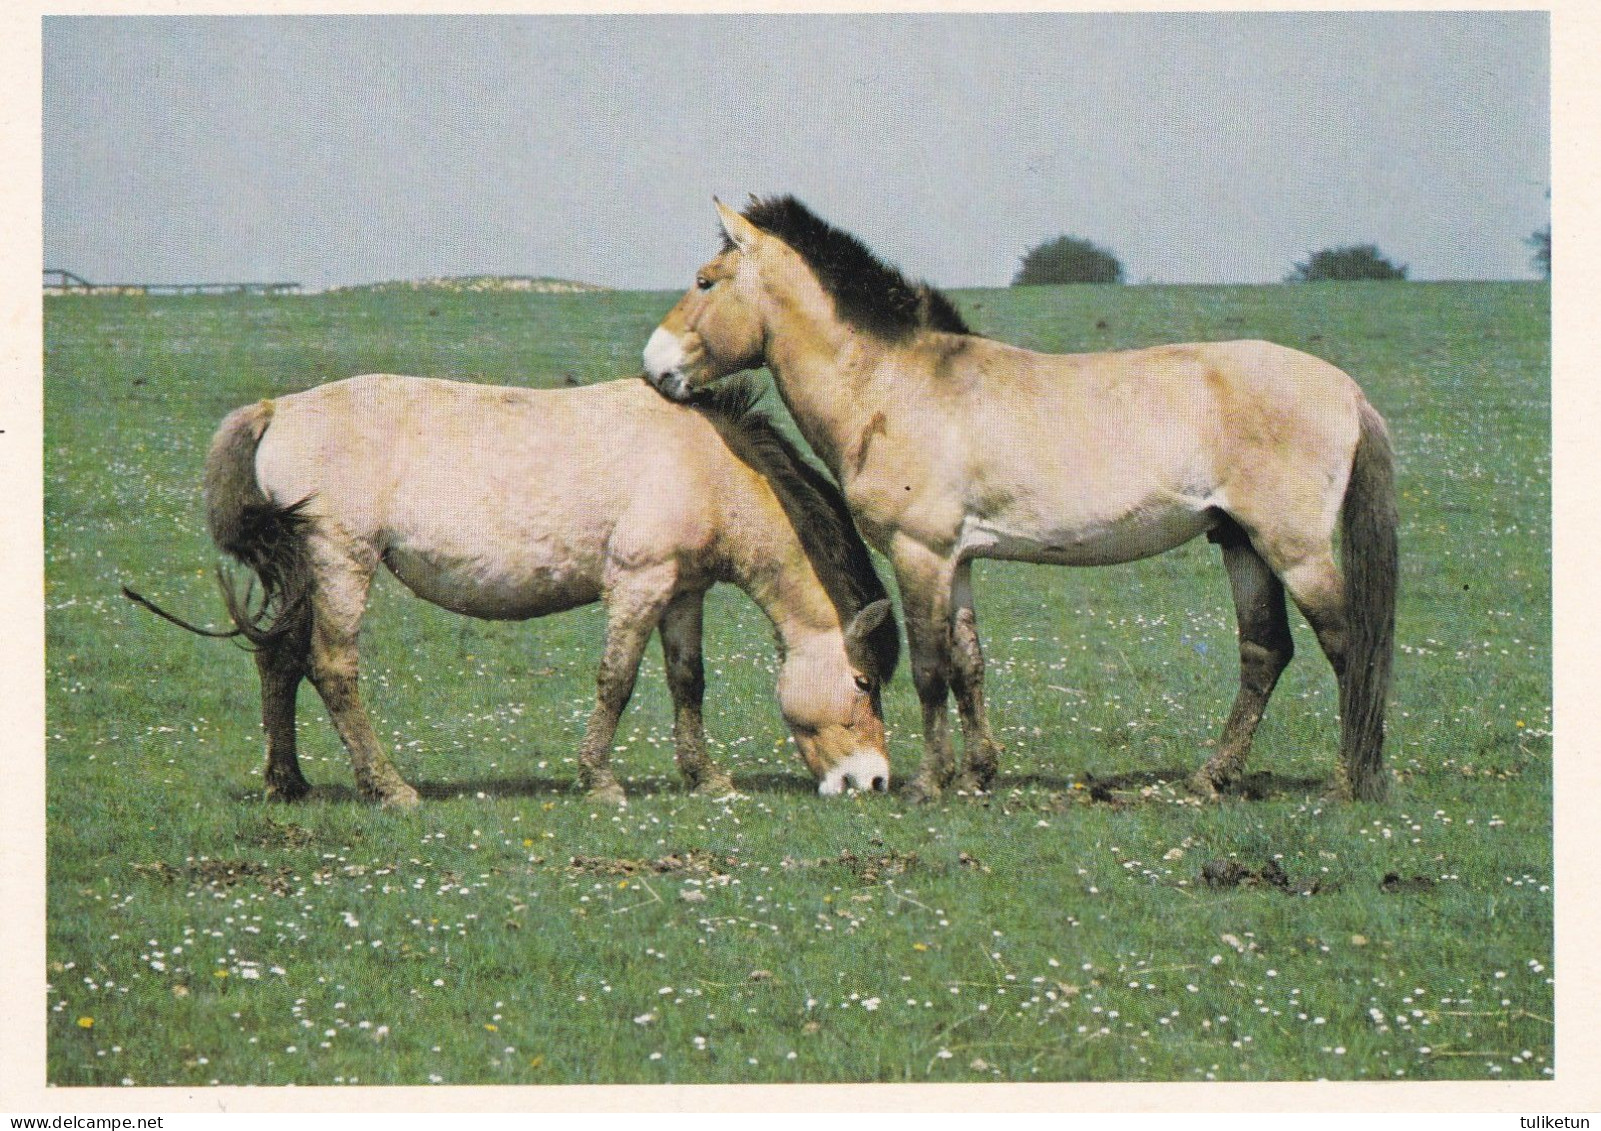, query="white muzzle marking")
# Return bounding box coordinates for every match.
[643,328,692,400]
[818,751,892,796]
